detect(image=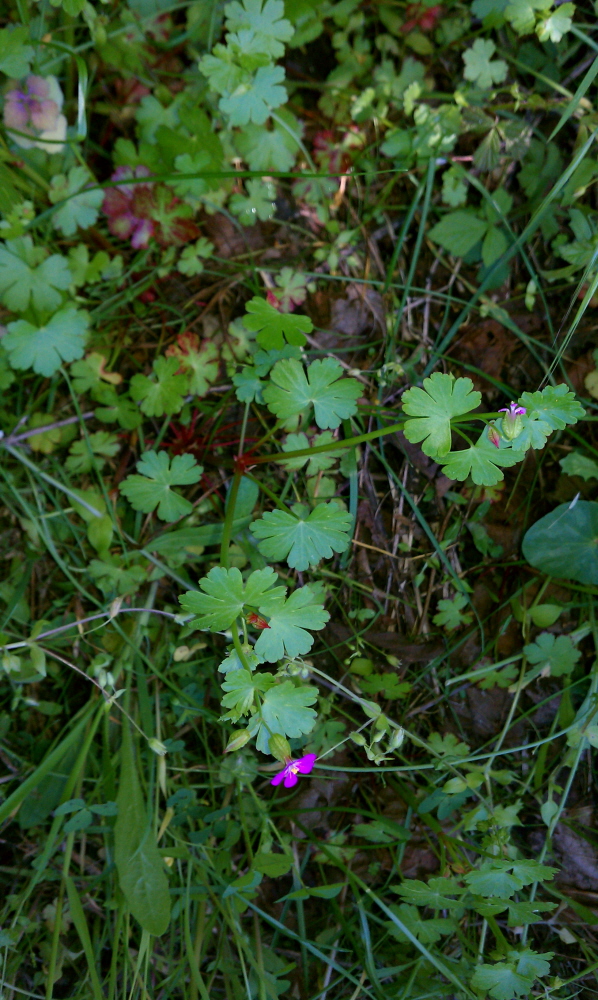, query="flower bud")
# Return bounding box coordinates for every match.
[225,729,252,753]
[350,730,367,746]
[499,402,526,441]
[147,738,168,756]
[268,733,292,762]
[388,727,405,751]
[487,422,501,448]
